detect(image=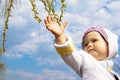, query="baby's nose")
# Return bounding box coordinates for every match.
[88,42,93,47]
[84,42,93,52]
